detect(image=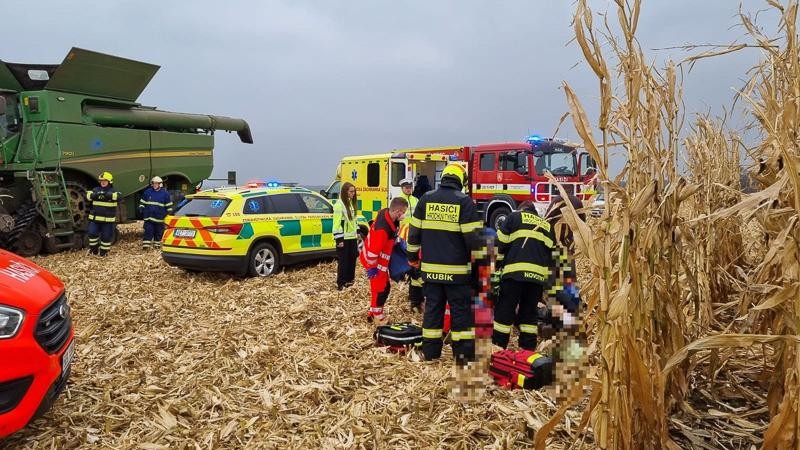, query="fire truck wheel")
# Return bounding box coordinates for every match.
[489,206,511,230]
